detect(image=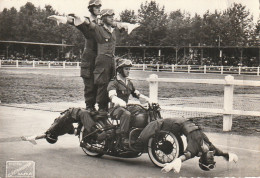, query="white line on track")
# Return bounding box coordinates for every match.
[215,144,260,153]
